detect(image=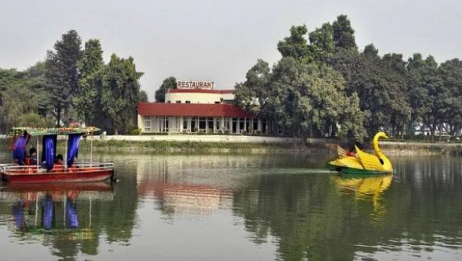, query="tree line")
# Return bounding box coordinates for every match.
[234,15,462,142]
[0,30,147,134]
